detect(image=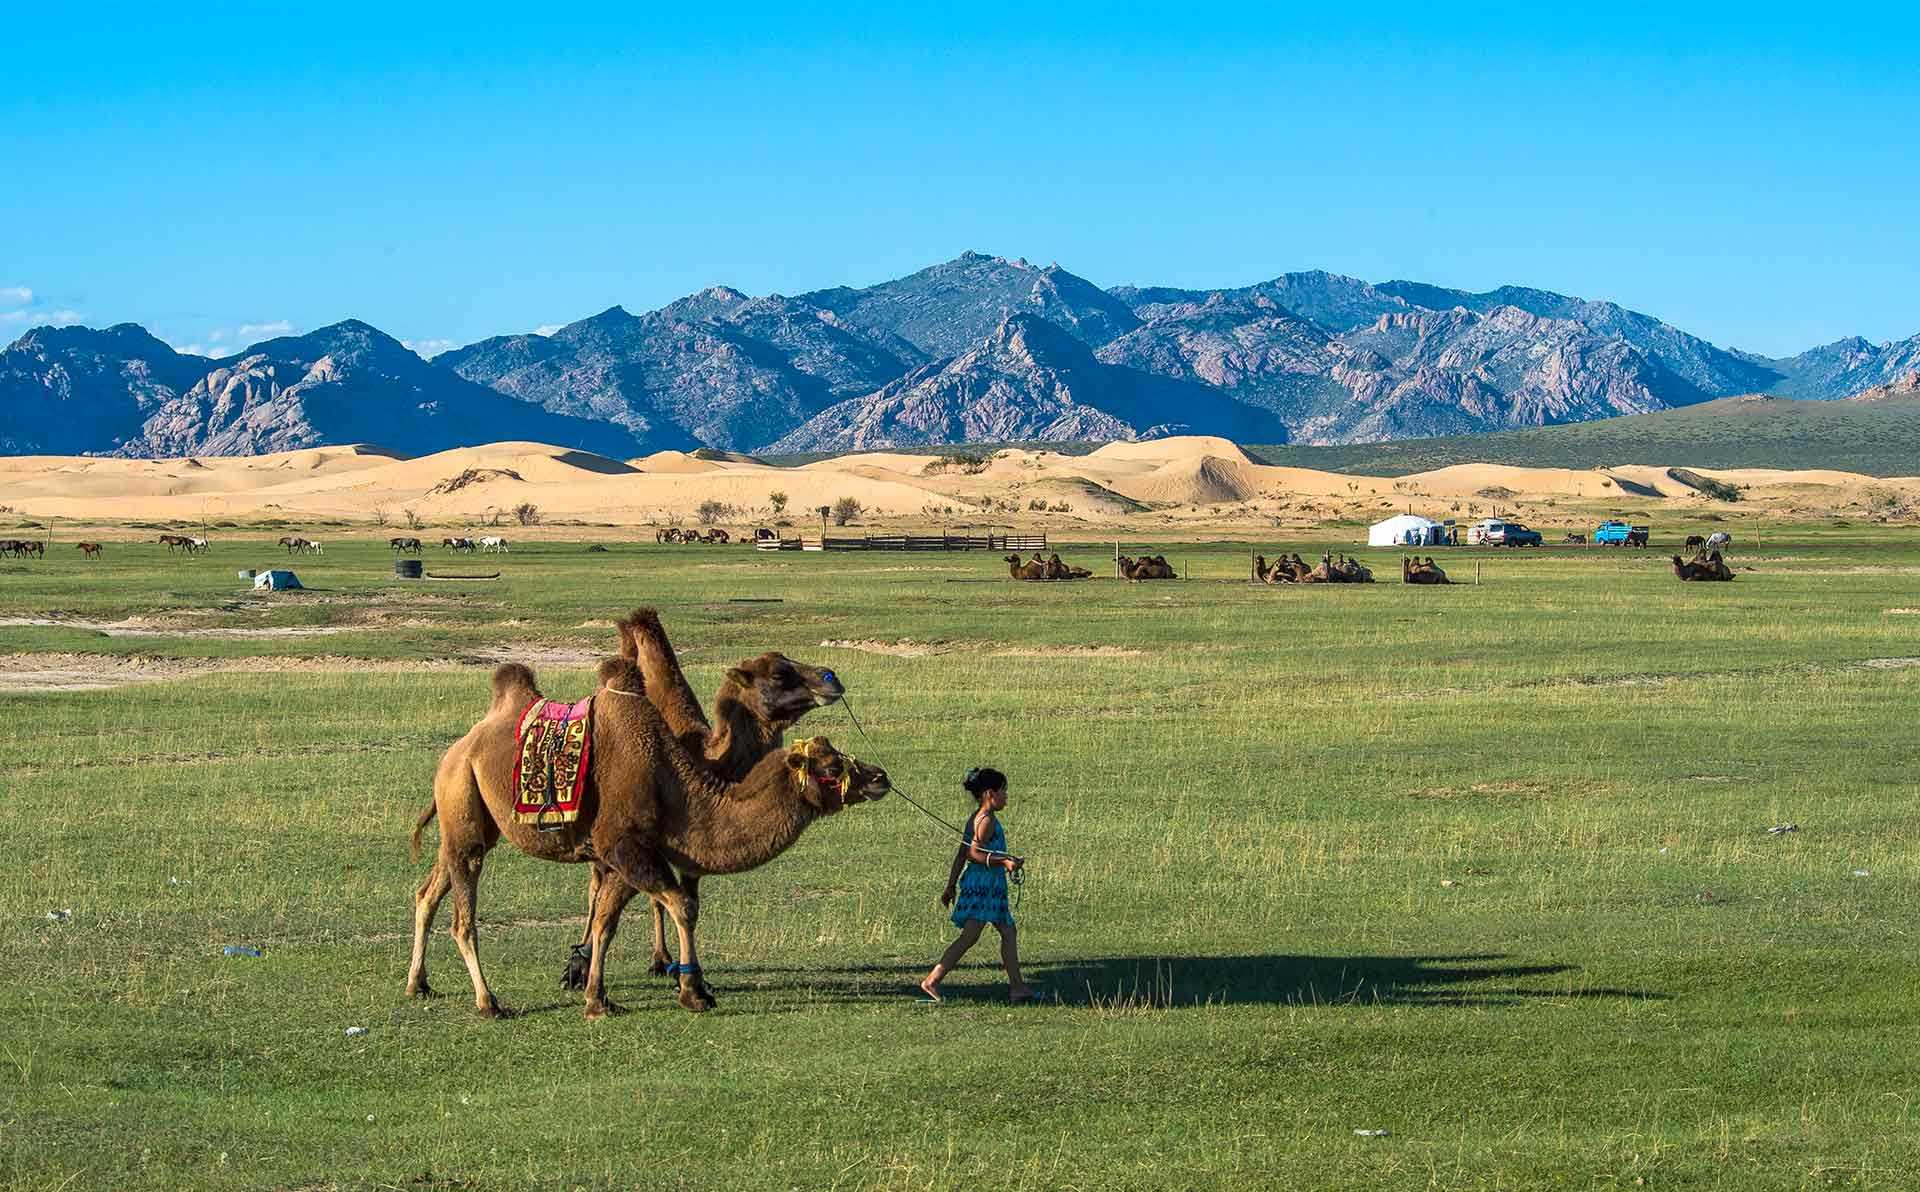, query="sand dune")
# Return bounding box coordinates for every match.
[3,435,1914,528]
